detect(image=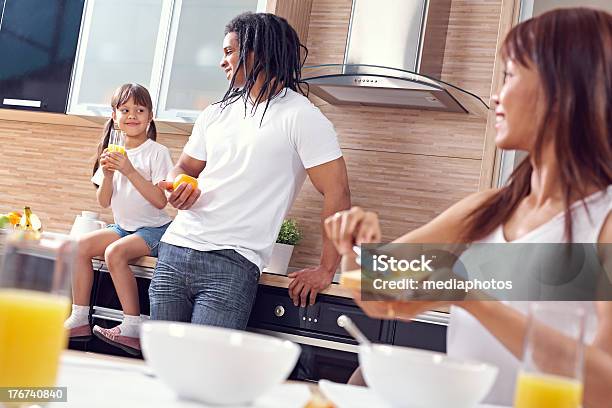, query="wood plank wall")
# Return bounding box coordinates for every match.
[0,120,183,232]
[0,0,504,271]
[286,0,502,268]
